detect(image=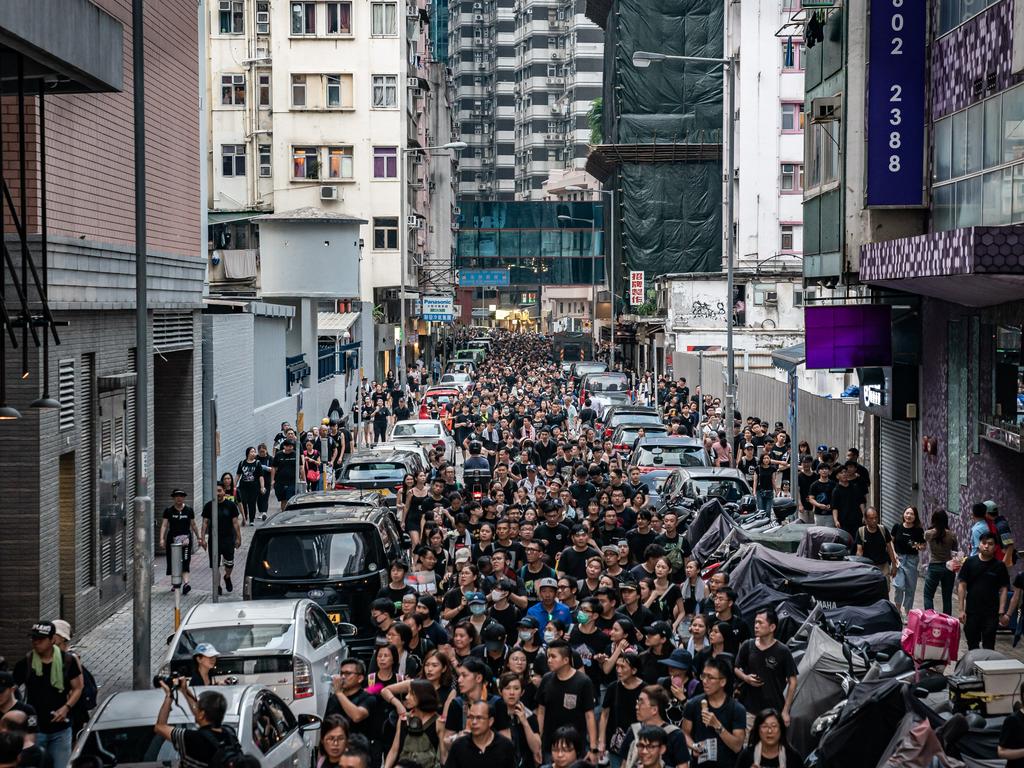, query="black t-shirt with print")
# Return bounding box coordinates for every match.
[535,670,595,749]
